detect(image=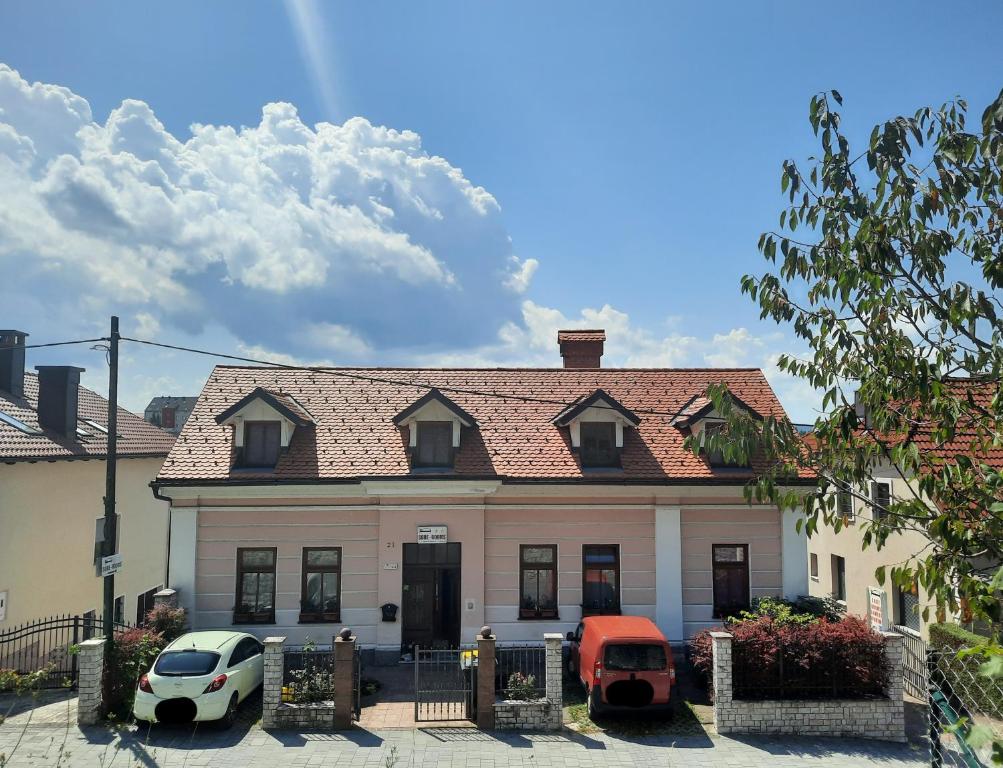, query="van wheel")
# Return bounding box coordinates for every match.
[587,686,601,720]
